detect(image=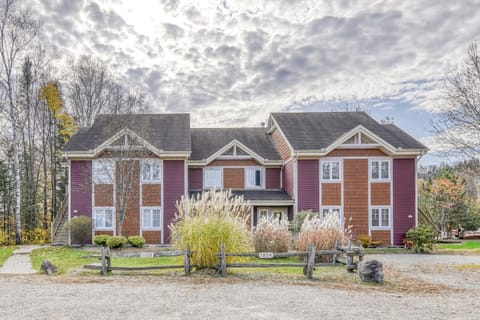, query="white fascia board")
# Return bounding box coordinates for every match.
[203,139,273,166]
